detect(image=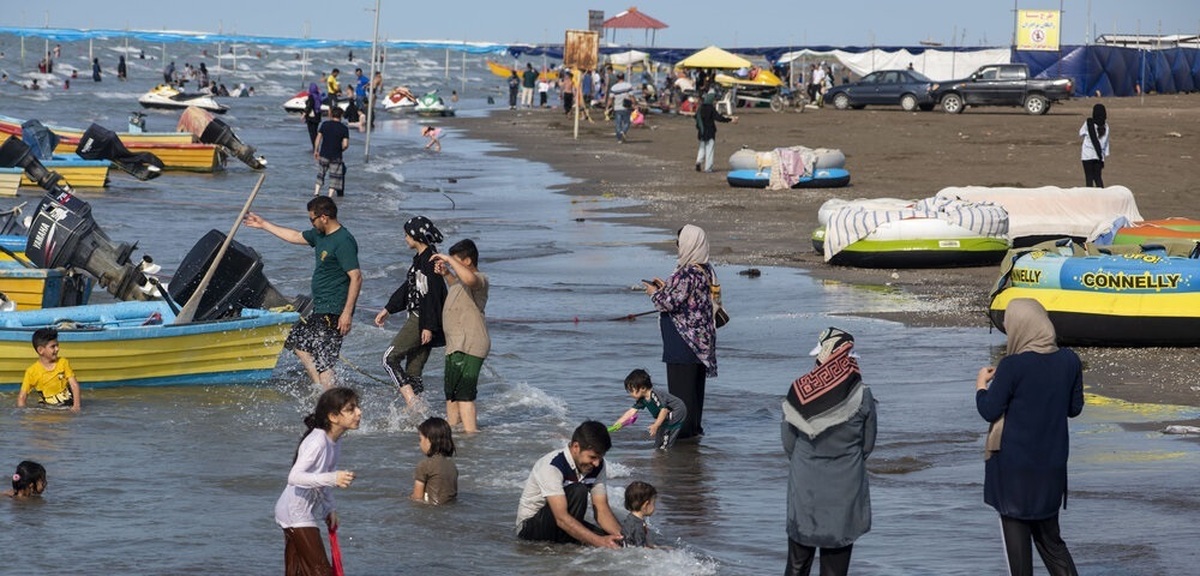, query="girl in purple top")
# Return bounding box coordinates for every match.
[643,224,718,439]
